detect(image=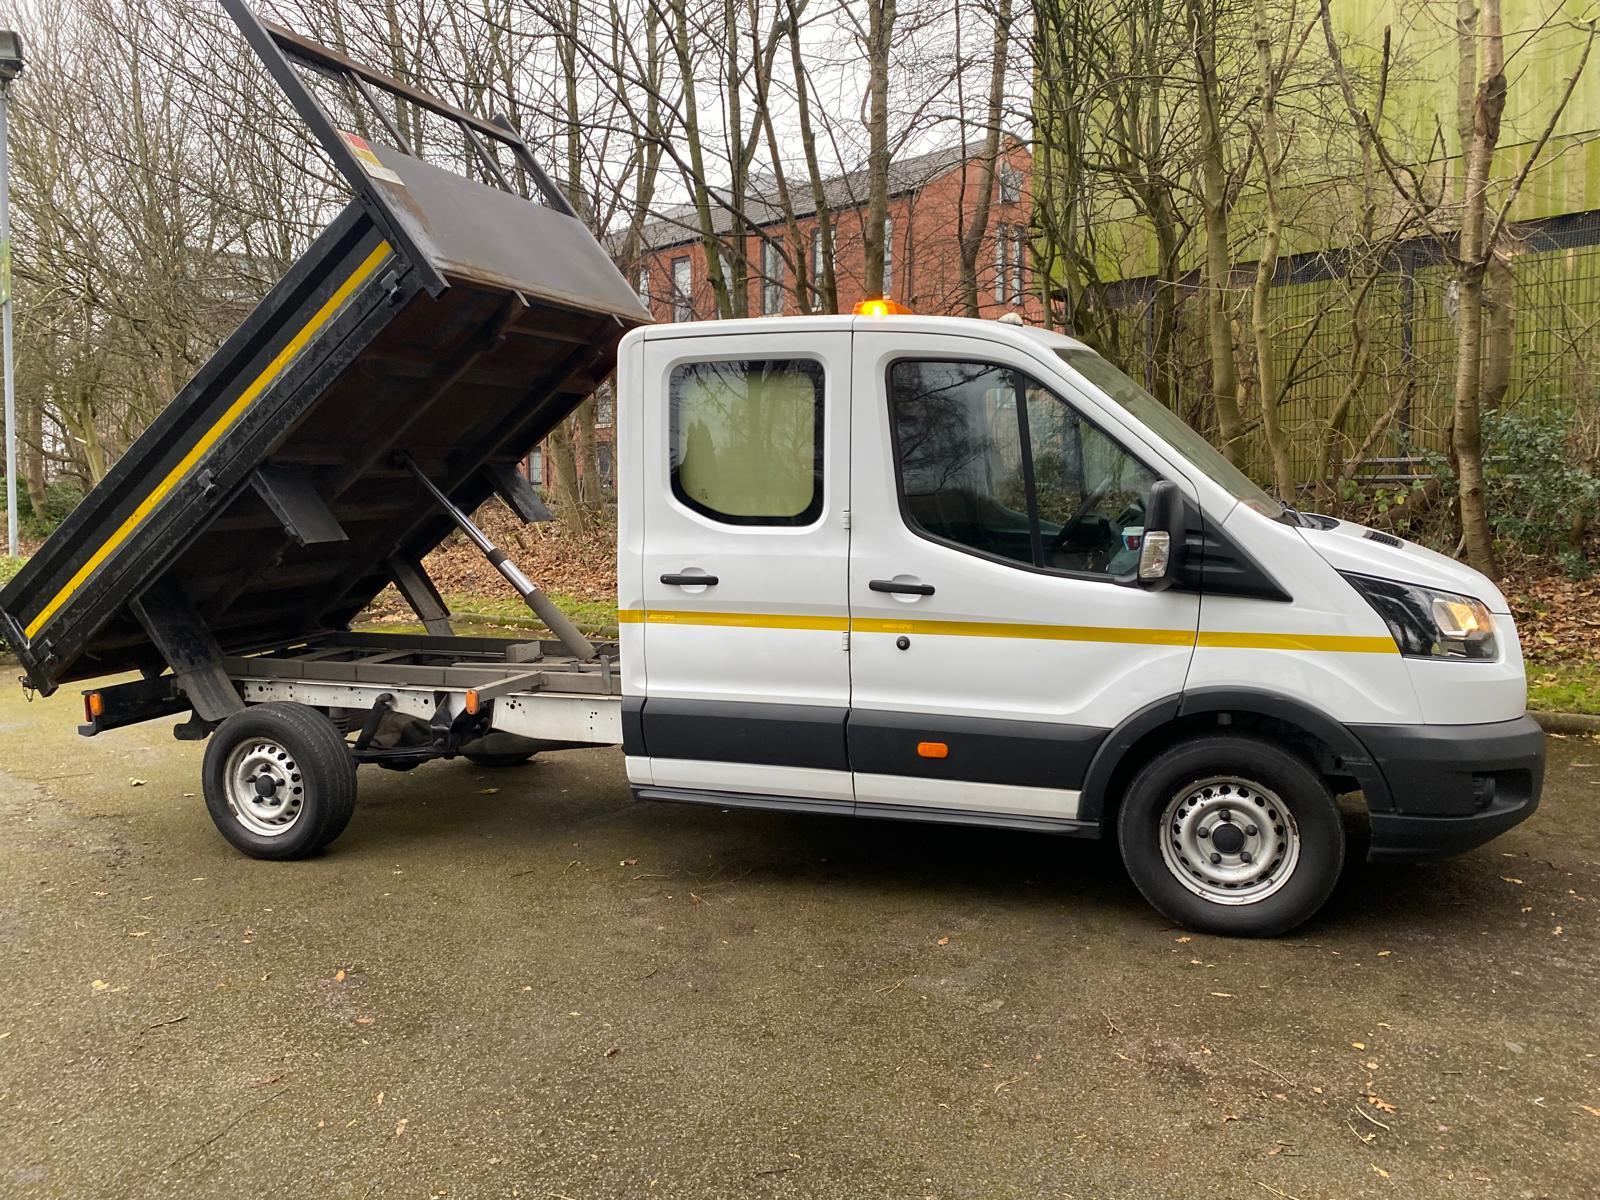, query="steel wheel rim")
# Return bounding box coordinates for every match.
[1158,775,1300,905]
[223,738,306,837]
